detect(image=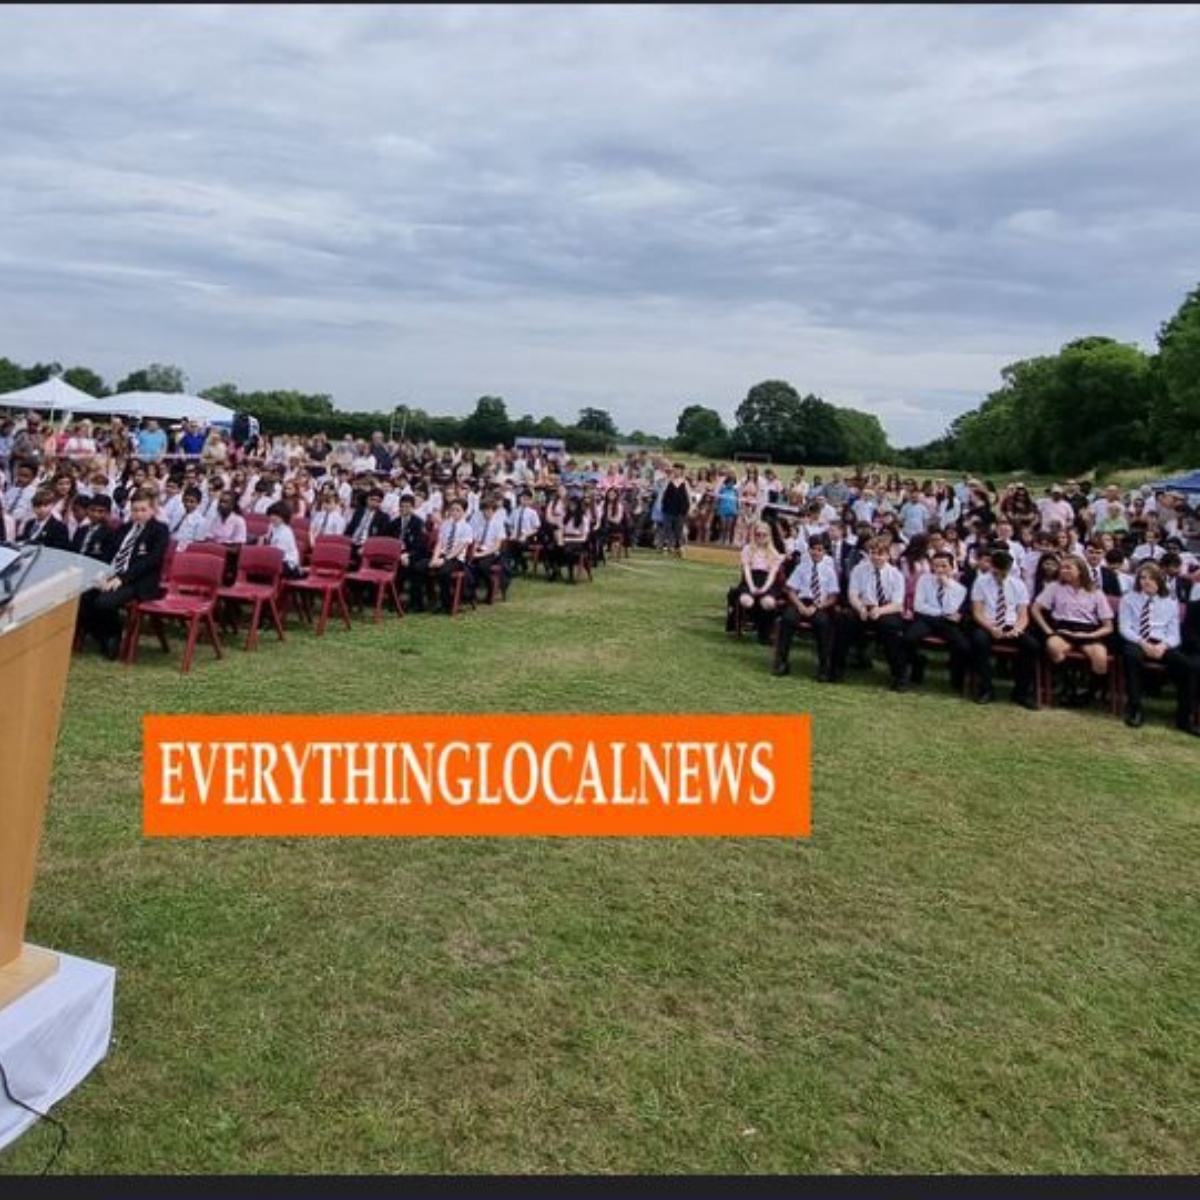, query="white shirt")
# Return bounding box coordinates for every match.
[267,522,301,571]
[970,572,1030,627]
[478,512,508,556]
[848,559,905,609]
[437,517,474,561]
[784,557,840,605]
[310,508,347,542]
[913,573,967,619]
[173,509,210,547]
[509,505,541,540]
[1118,592,1180,648]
